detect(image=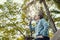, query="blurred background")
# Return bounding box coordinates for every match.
[0,0,60,40]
